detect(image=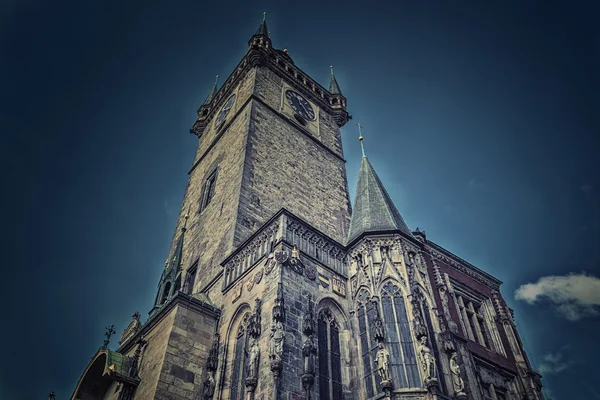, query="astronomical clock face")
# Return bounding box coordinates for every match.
[285,90,315,121]
[215,94,236,127]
